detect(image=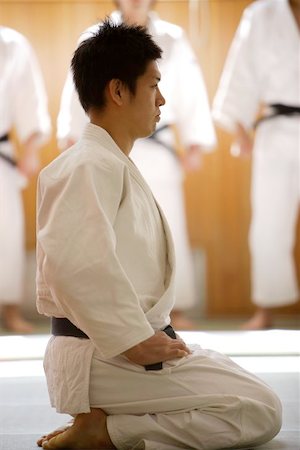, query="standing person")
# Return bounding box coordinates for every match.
[213,0,300,329]
[57,0,217,330]
[0,26,51,332]
[36,20,281,450]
